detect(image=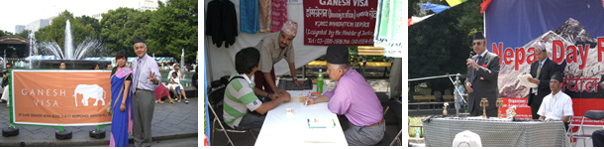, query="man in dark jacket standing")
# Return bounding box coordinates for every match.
[465,31,500,117]
[526,41,557,119]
